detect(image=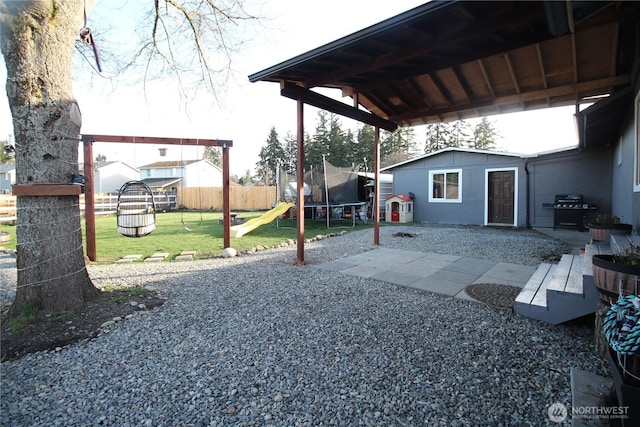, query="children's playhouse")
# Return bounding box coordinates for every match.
[385,194,414,223]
